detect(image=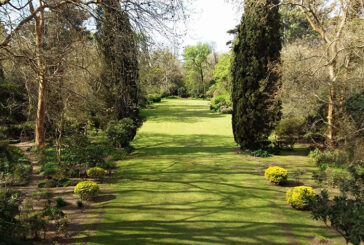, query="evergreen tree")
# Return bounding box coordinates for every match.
[96,0,139,122]
[231,0,282,150]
